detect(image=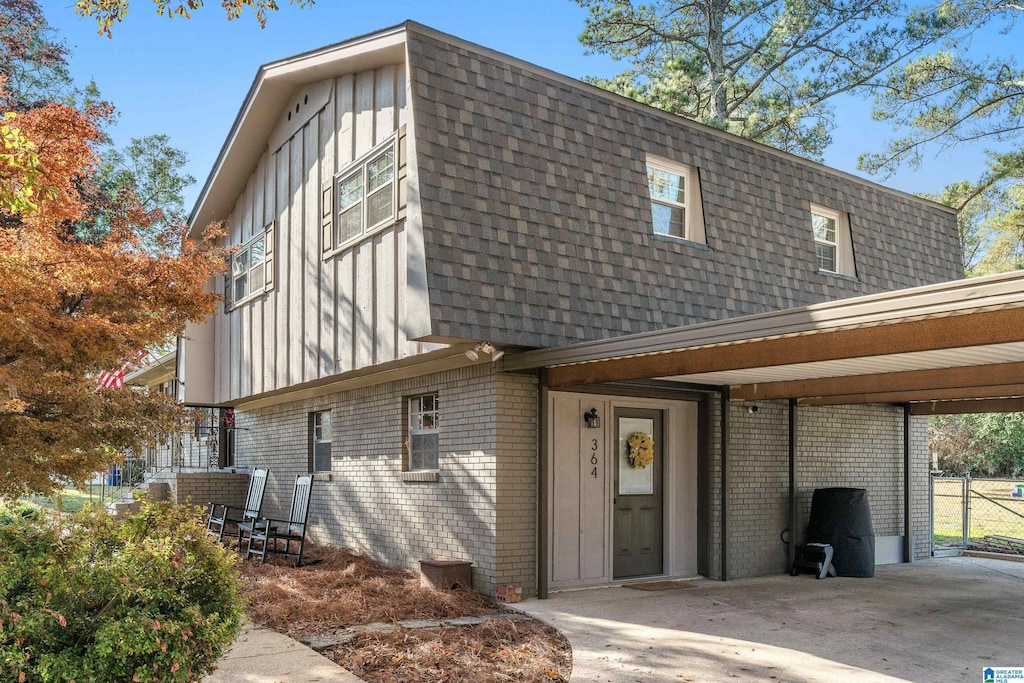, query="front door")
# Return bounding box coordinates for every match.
[613,408,664,579]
